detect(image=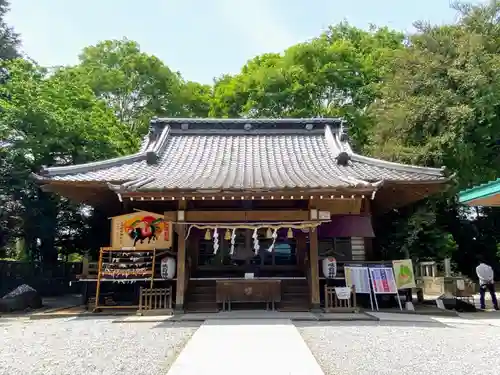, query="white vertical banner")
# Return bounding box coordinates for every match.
[344,266,374,310]
[344,266,371,294]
